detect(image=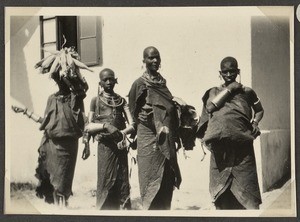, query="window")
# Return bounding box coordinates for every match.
[40,16,102,66]
[40,16,57,58]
